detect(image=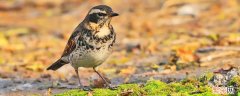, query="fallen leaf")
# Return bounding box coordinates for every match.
[0,32,8,47]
